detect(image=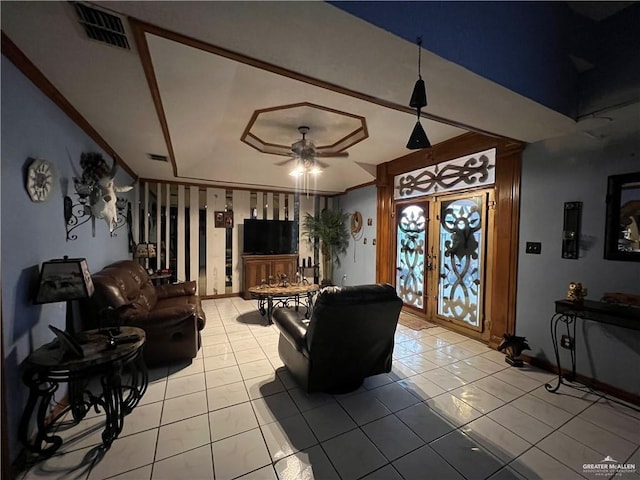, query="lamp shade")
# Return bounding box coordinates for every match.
[35,257,94,304]
[406,121,431,150]
[134,243,156,258]
[409,78,427,109]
